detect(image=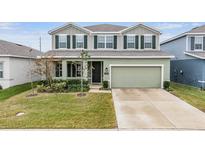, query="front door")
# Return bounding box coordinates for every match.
[92,62,101,83]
